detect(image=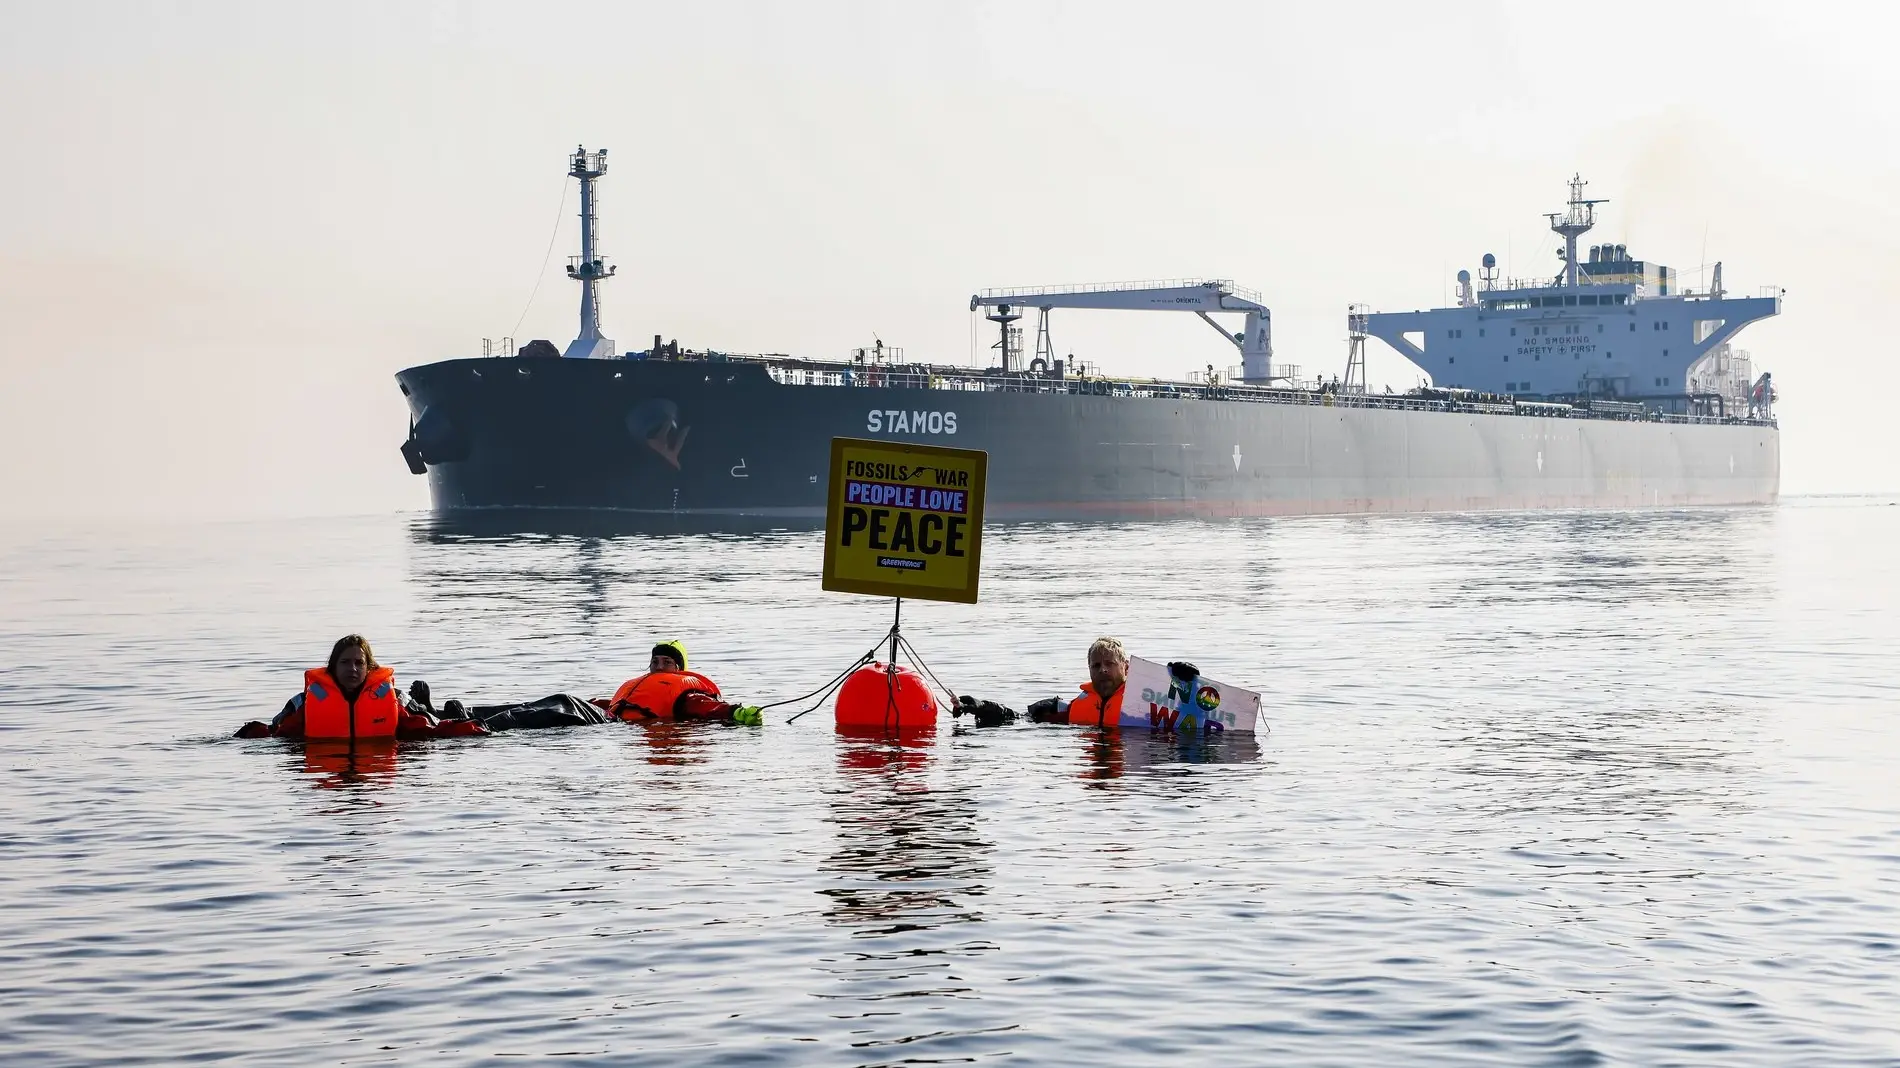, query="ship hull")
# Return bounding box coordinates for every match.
[396,358,1779,521]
